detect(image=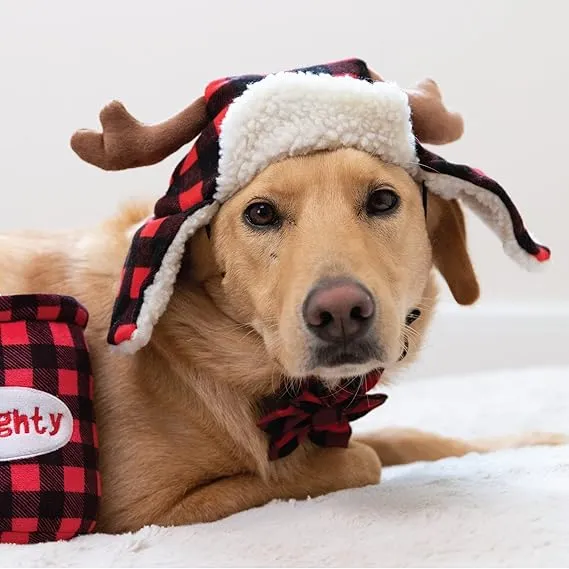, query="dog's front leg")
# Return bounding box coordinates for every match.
[154,441,380,527]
